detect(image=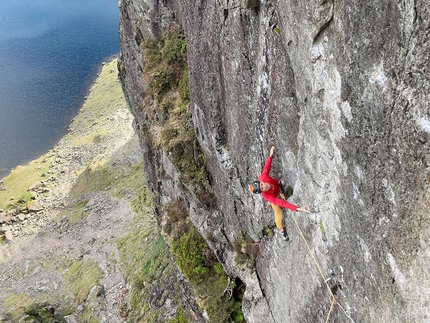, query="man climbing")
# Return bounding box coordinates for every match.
[249,146,309,241]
